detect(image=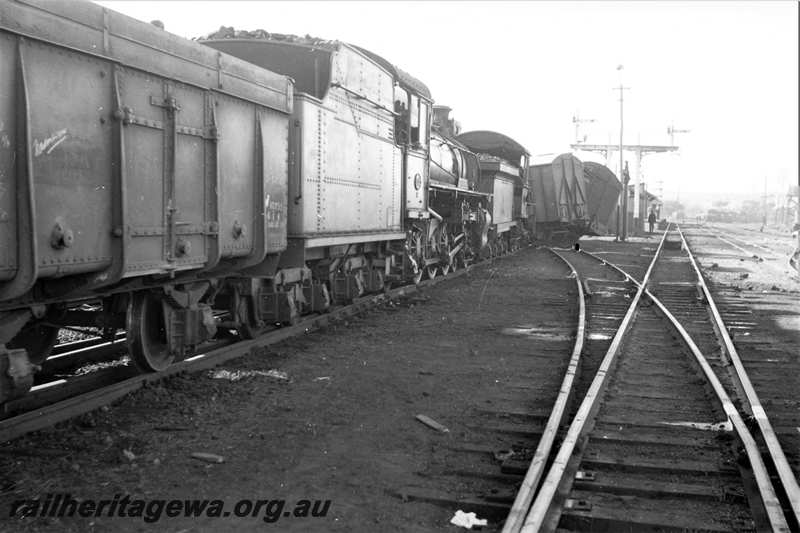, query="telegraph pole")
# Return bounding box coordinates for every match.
[762,176,768,228]
[614,65,630,240]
